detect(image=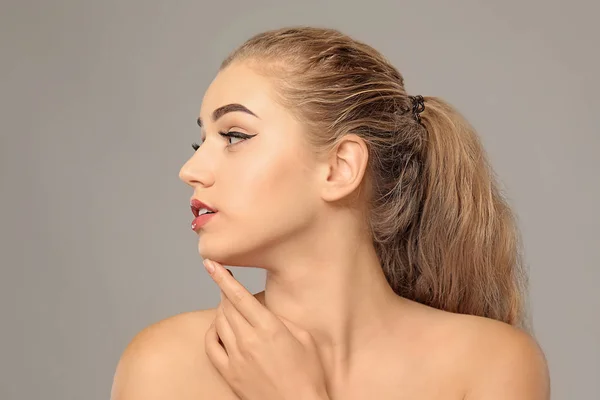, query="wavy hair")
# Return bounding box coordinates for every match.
[220,26,529,329]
